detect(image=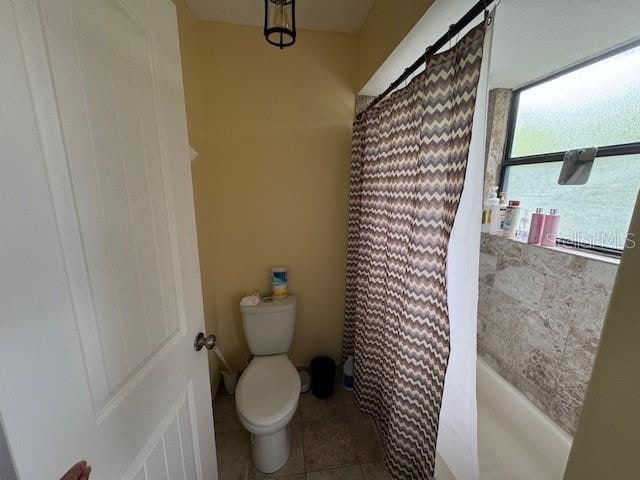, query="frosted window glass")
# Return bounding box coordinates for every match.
[503,155,640,249]
[510,45,640,157]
